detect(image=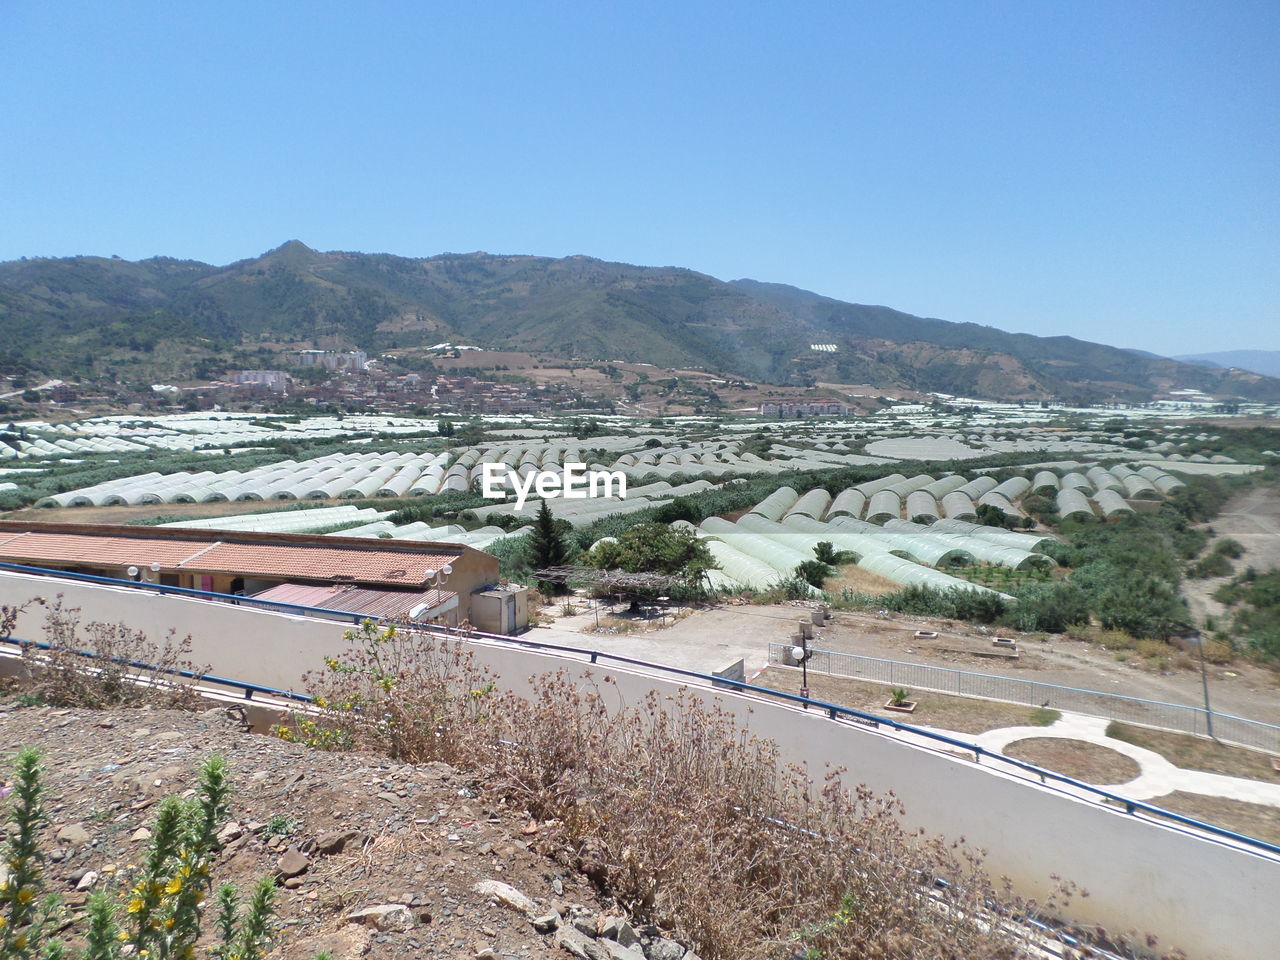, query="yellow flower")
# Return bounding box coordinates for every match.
[16,888,35,905]
[128,897,145,914]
